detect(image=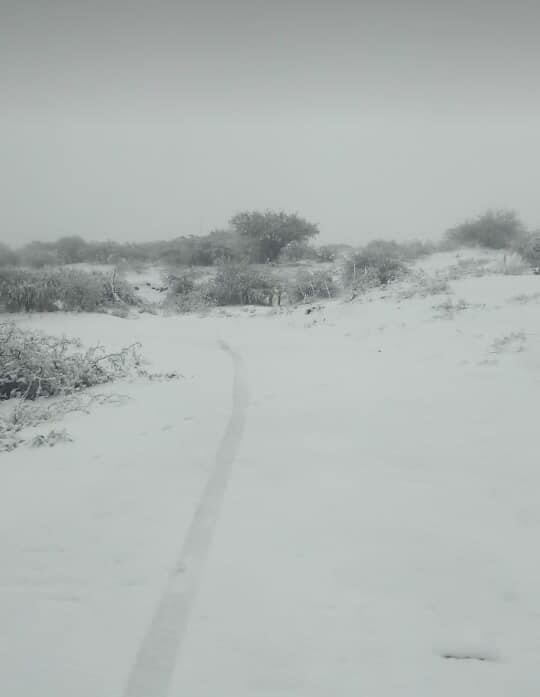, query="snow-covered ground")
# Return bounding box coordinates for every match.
[1,252,540,696]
